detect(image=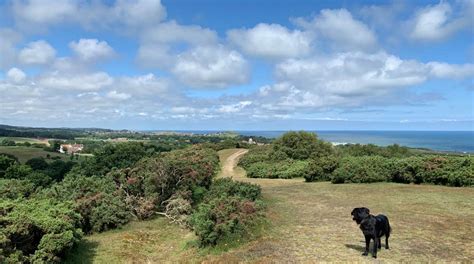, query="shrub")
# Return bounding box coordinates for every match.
[238,145,272,169]
[0,198,82,263]
[246,160,310,179]
[26,171,53,188]
[44,175,131,233]
[305,155,339,182]
[0,154,18,177]
[0,138,16,146]
[26,157,49,171]
[273,131,333,160]
[4,164,32,179]
[206,178,261,201]
[0,179,36,199]
[190,179,263,246]
[331,156,391,184]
